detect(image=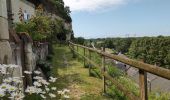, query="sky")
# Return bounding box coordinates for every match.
[63,0,170,39]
